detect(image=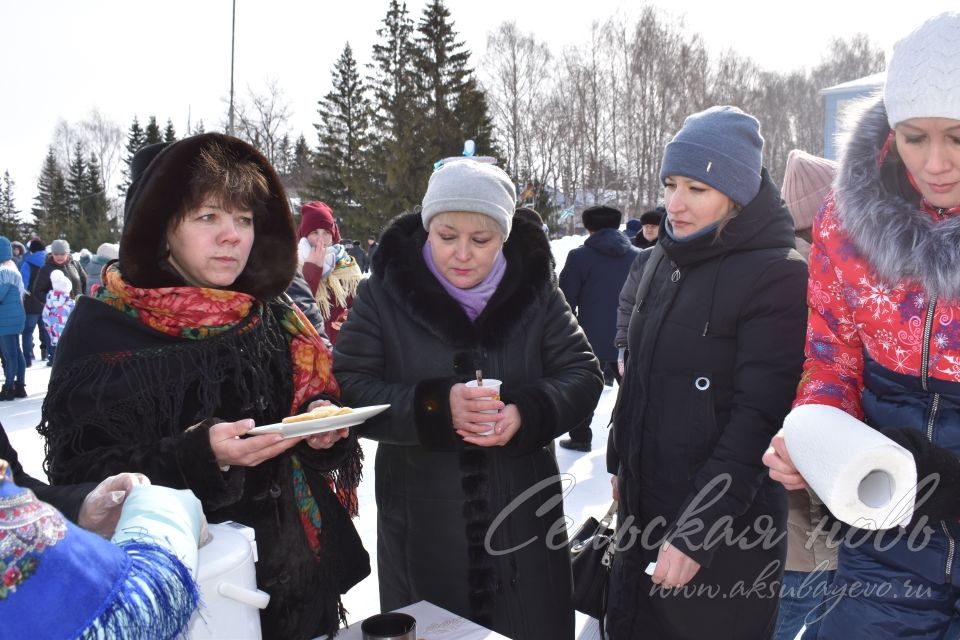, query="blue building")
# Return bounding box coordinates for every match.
[820,72,885,161]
